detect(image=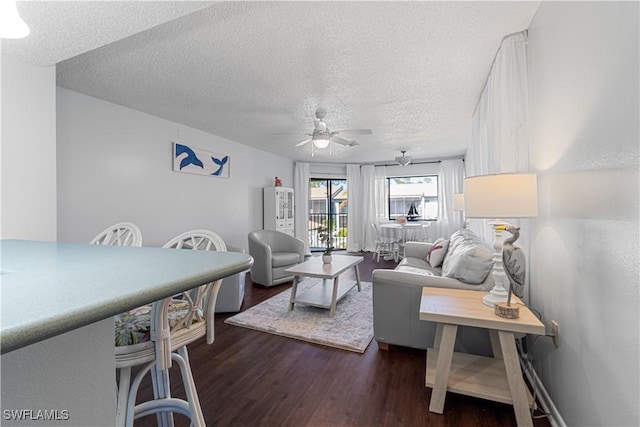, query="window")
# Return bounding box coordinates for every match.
[387,175,438,221]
